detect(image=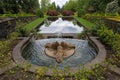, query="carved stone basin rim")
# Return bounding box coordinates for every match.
[44,41,75,63]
